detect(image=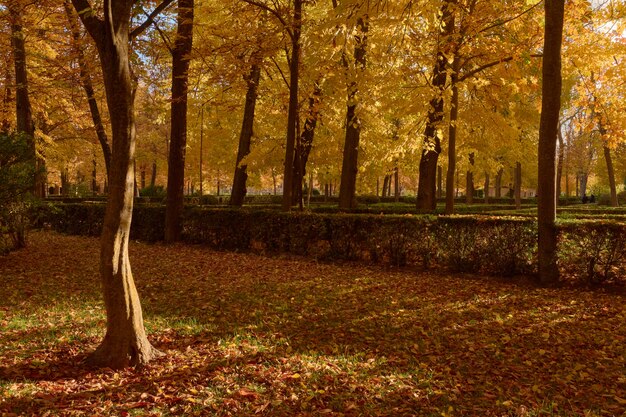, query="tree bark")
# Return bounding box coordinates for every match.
[556,125,564,204]
[282,0,302,211]
[537,0,564,284]
[603,146,618,206]
[165,0,194,242]
[292,82,321,207]
[9,2,42,197]
[339,16,368,210]
[495,168,503,198]
[1,62,12,133]
[71,0,164,368]
[465,152,474,204]
[437,165,443,199]
[484,172,489,204]
[394,166,399,202]
[150,161,157,187]
[382,175,389,198]
[230,61,261,207]
[417,0,455,211]
[515,162,522,209]
[64,1,112,178]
